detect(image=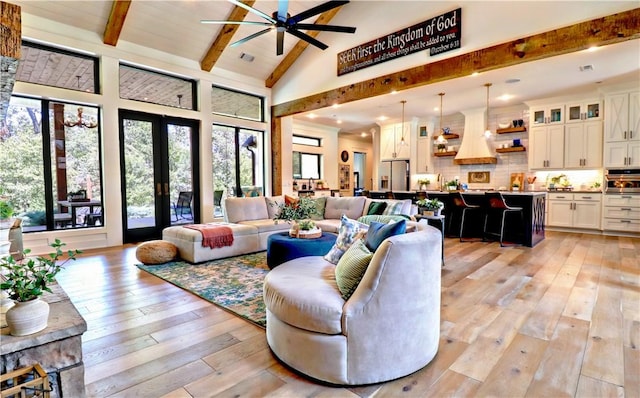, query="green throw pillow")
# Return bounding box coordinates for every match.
[367,201,387,215]
[364,220,406,251]
[310,197,327,220]
[335,239,373,300]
